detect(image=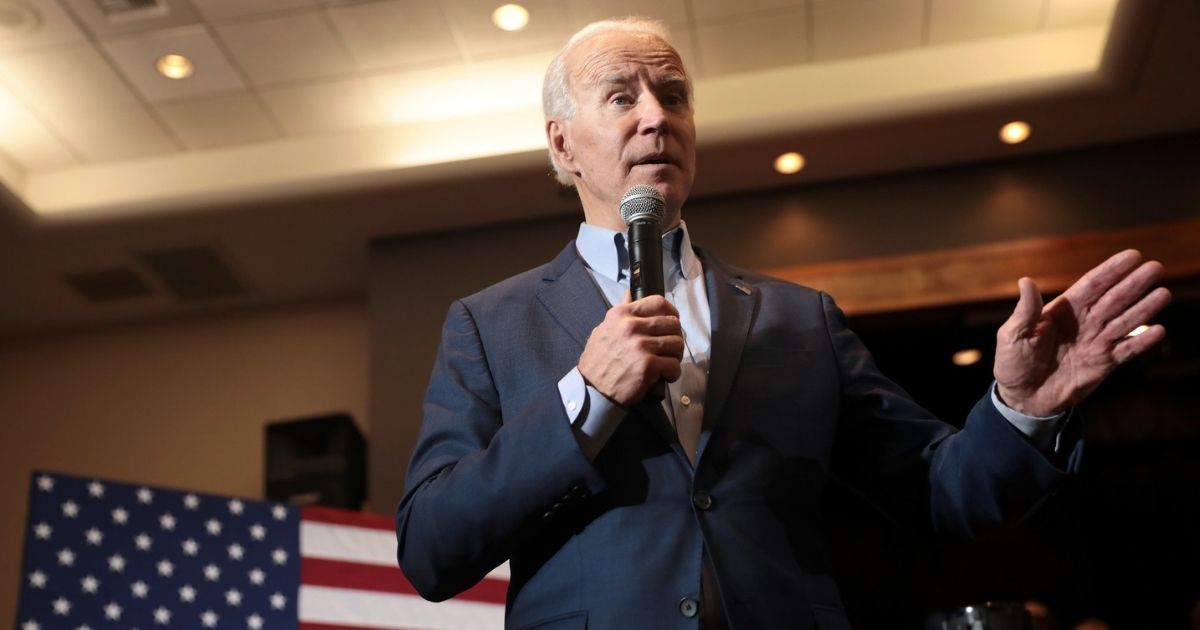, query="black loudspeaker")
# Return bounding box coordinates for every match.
[265,413,366,510]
